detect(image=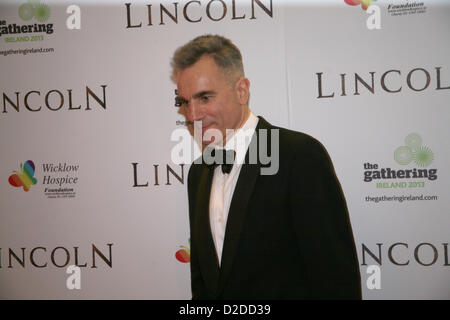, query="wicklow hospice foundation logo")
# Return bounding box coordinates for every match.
[175,239,190,263]
[8,160,37,192]
[345,0,377,10]
[387,1,427,17]
[8,160,80,198]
